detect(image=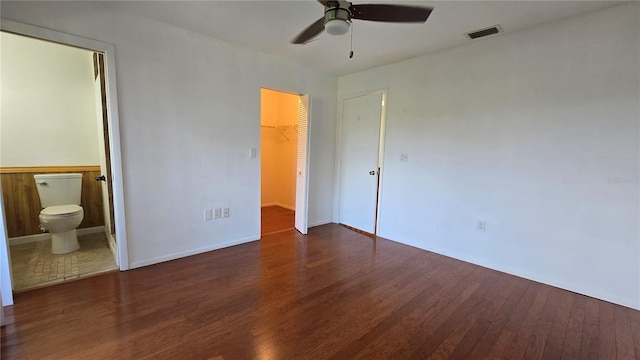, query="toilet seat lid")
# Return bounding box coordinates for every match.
[41,205,83,216]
